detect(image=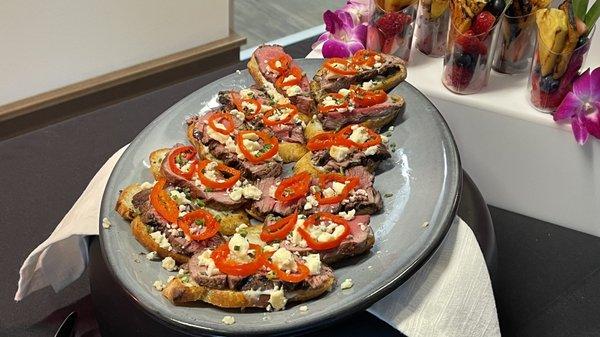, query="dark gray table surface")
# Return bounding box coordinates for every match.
[2,39,600,337]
